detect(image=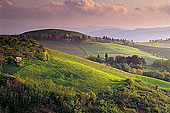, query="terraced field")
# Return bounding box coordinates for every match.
[39,41,86,57]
